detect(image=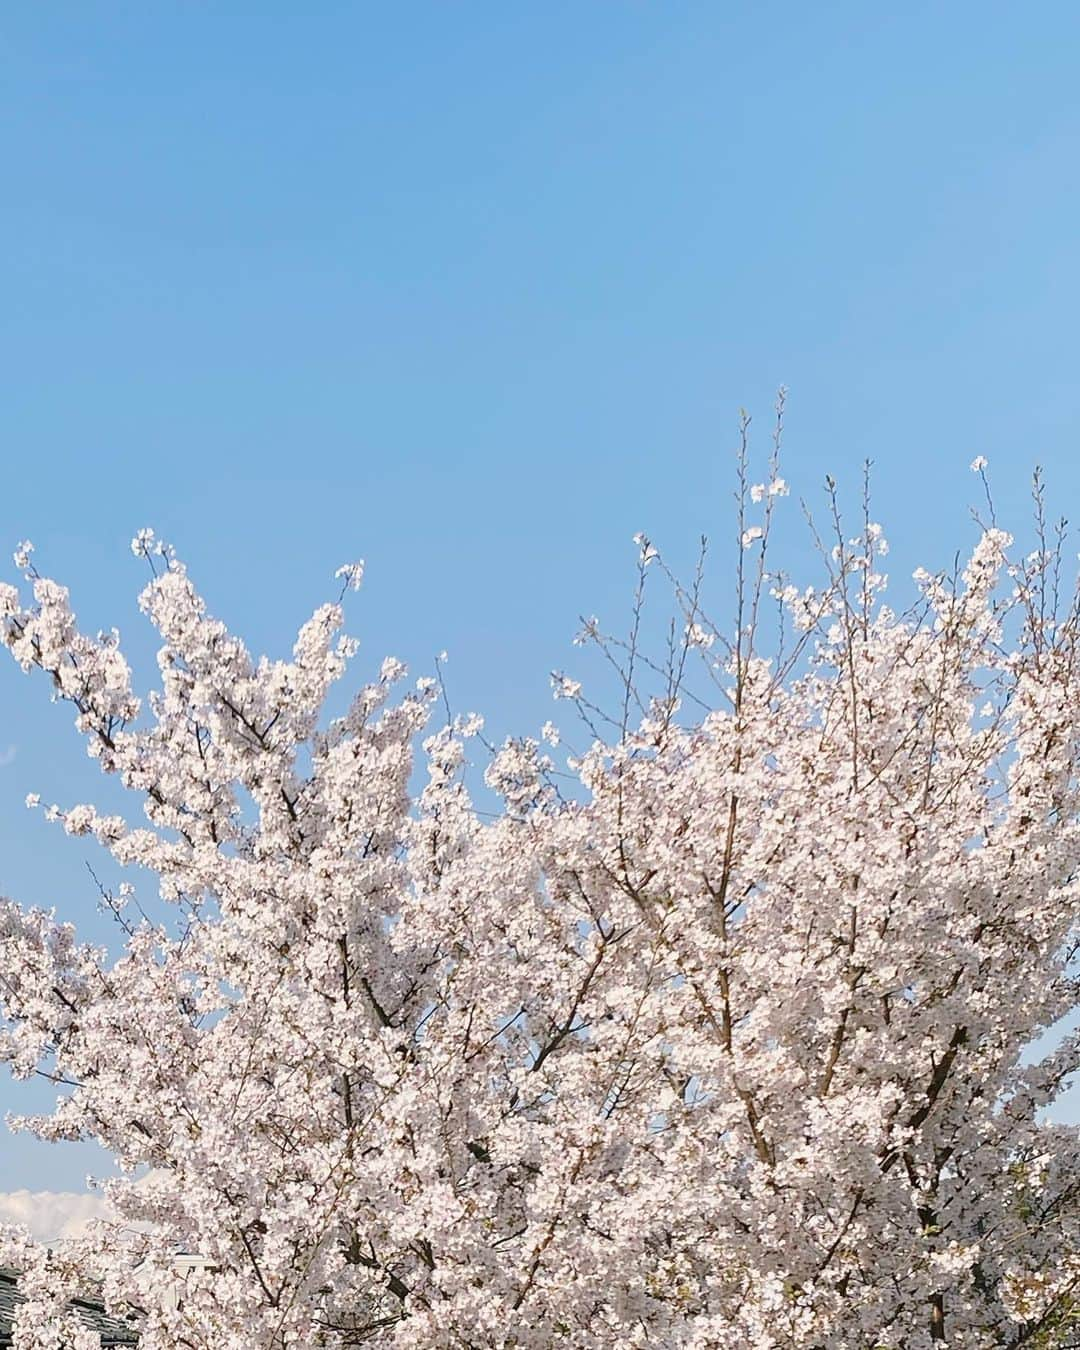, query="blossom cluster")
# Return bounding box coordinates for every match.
[0,516,1076,1348]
